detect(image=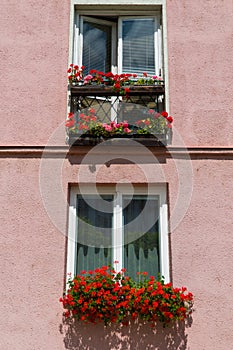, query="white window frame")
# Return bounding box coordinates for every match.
[67,184,170,283]
[69,1,169,108]
[74,16,117,73]
[73,11,162,77]
[118,16,162,77]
